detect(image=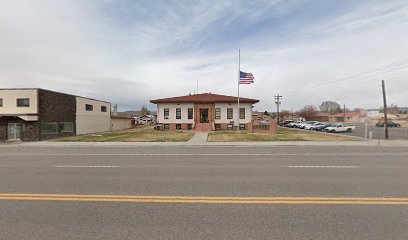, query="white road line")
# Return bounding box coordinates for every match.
[1,153,407,156]
[54,165,120,168]
[287,166,360,168]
